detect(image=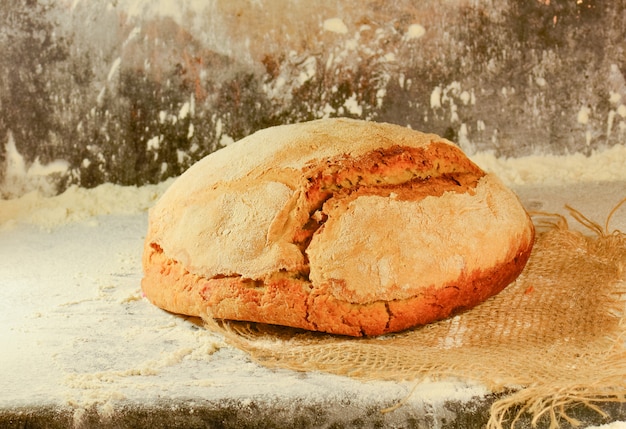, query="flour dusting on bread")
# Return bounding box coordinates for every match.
[142,118,535,336]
